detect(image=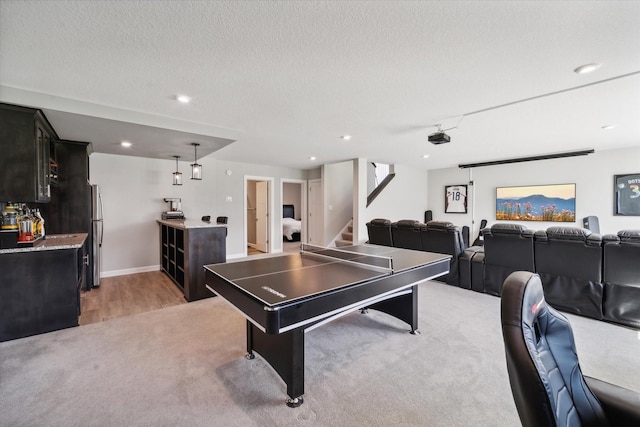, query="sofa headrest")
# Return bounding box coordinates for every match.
[546,226,591,241]
[426,221,456,231]
[602,234,619,244]
[394,219,421,229]
[490,223,529,235]
[618,229,640,245]
[368,218,391,226]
